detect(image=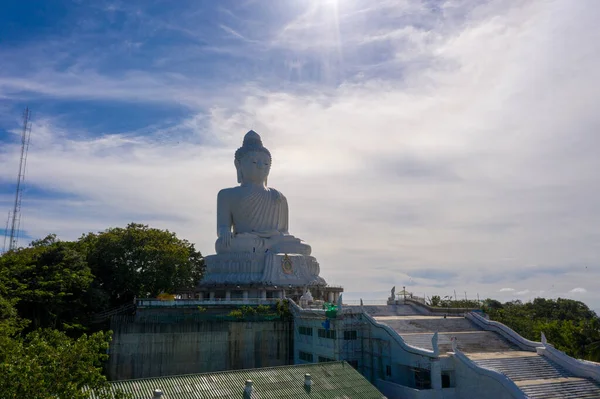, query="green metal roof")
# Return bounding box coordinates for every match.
[93,361,386,399]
